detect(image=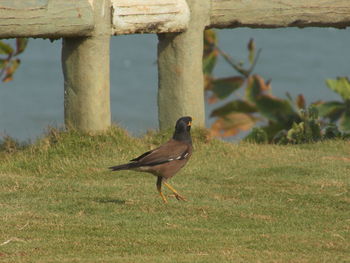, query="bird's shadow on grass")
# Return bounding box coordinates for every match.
[93,198,126,205]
